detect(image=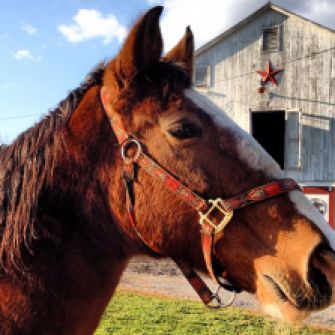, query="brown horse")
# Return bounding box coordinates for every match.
[0,6,335,334]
